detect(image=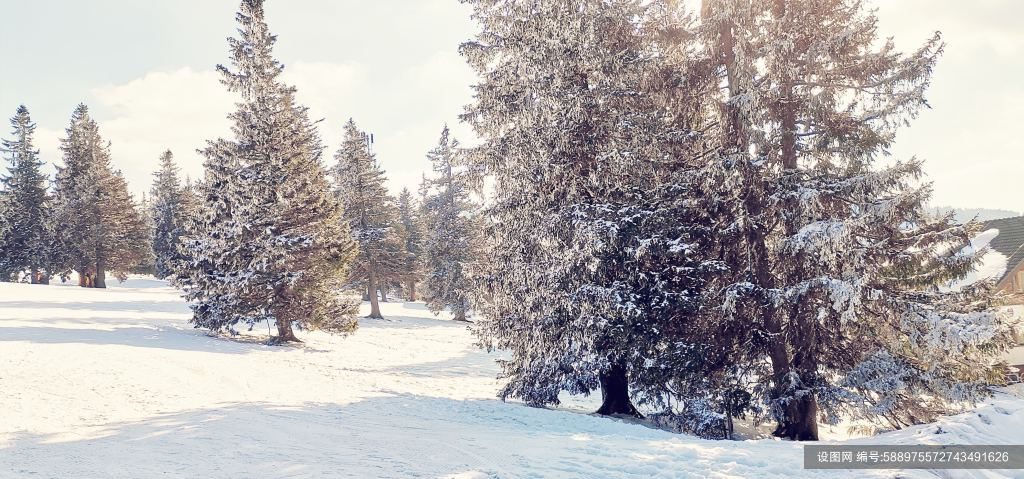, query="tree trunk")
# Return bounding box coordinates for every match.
[275,318,300,343]
[408,281,416,301]
[453,306,469,322]
[596,361,641,417]
[94,259,107,289]
[380,285,389,303]
[30,266,39,284]
[367,274,383,319]
[773,394,819,440]
[78,269,87,287]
